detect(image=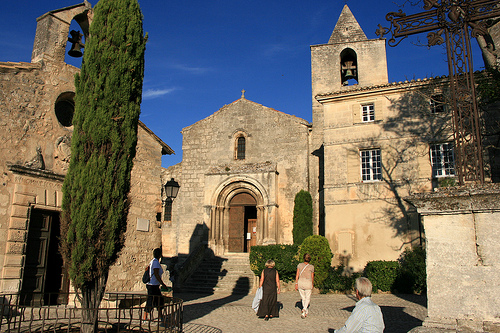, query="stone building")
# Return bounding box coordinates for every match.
[308,5,452,270]
[163,5,493,272]
[0,2,173,296]
[163,95,311,257]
